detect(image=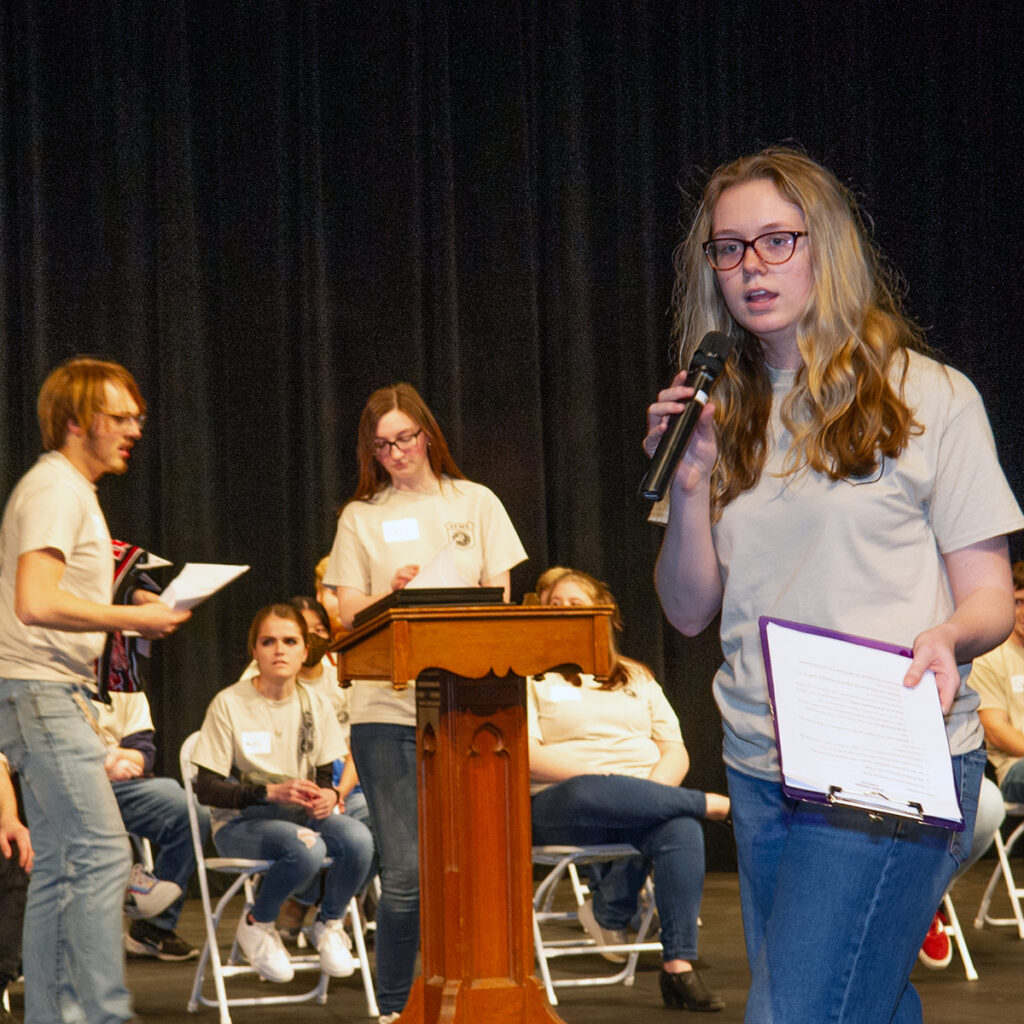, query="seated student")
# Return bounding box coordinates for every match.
[529,569,729,1013]
[315,556,345,638]
[91,689,210,960]
[236,596,369,938]
[971,559,1024,801]
[532,565,571,605]
[192,603,375,983]
[0,753,31,1012]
